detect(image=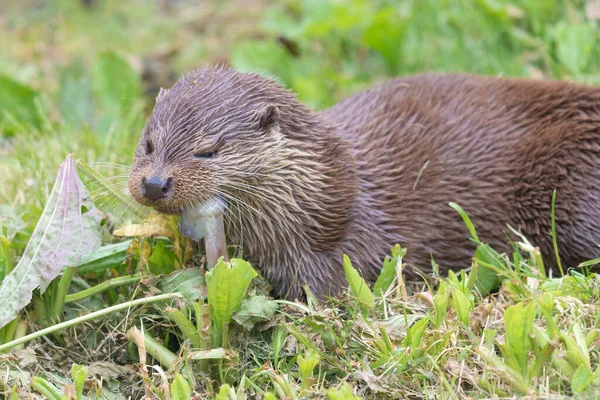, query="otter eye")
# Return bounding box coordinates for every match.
[145,140,154,155]
[194,151,215,159]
